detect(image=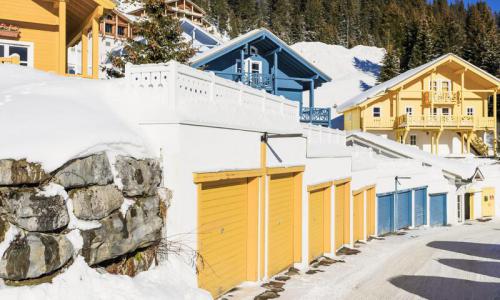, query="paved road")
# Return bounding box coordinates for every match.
[277,219,500,299]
